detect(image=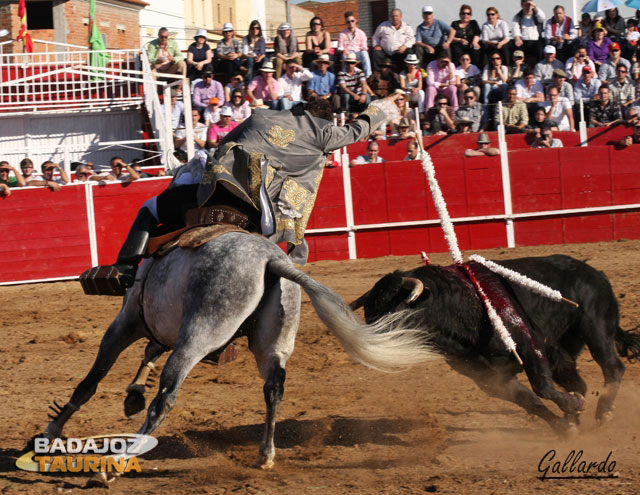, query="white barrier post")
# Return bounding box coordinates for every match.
[579,98,588,146]
[341,145,357,259]
[497,101,515,248]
